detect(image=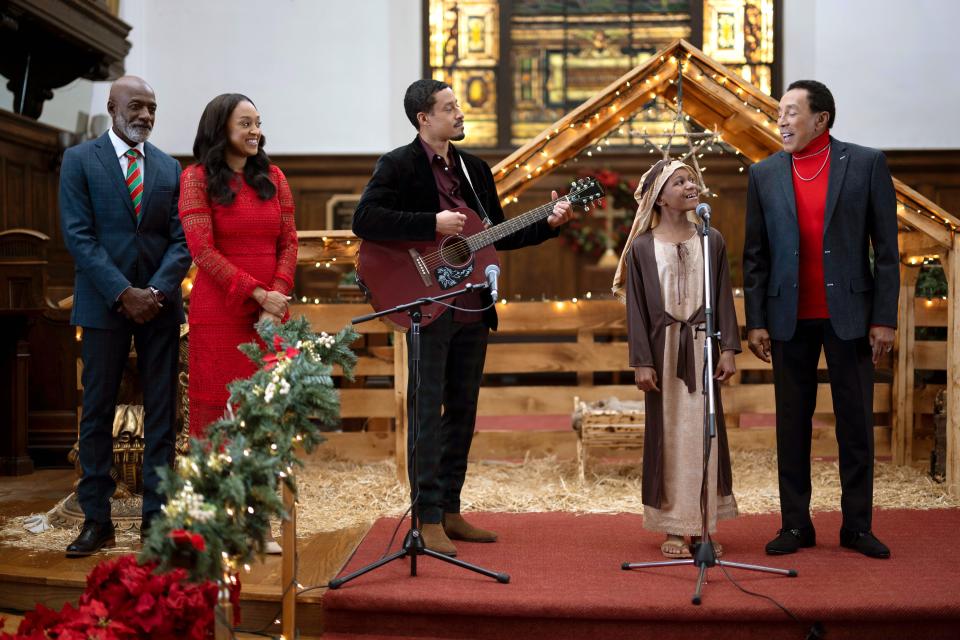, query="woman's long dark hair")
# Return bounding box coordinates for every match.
[192,93,276,205]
